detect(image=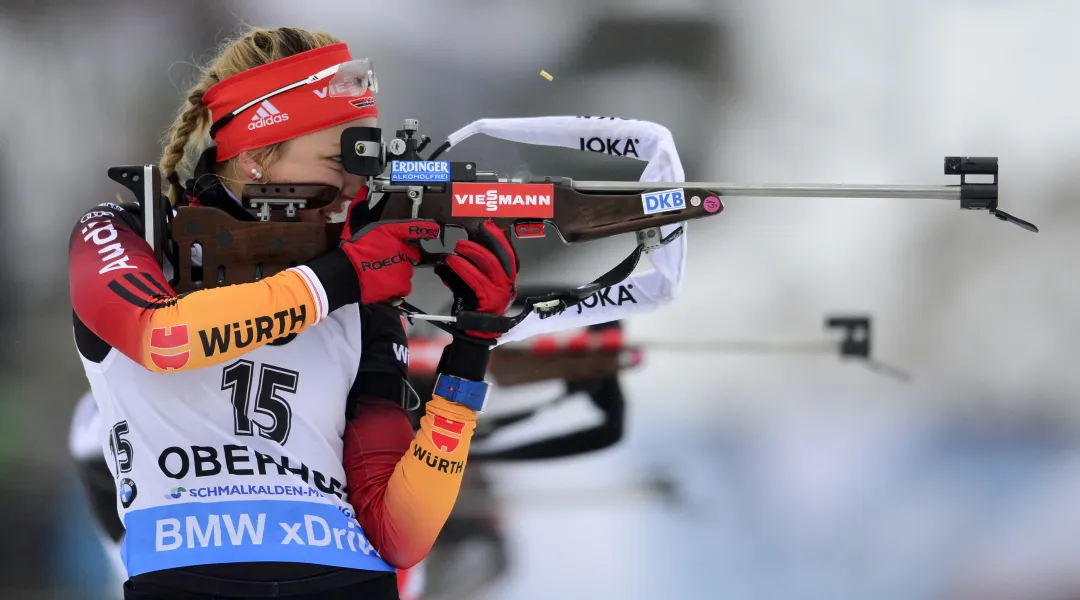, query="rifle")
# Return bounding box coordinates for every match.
[411,313,906,383]
[108,119,1037,339]
[403,314,896,473]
